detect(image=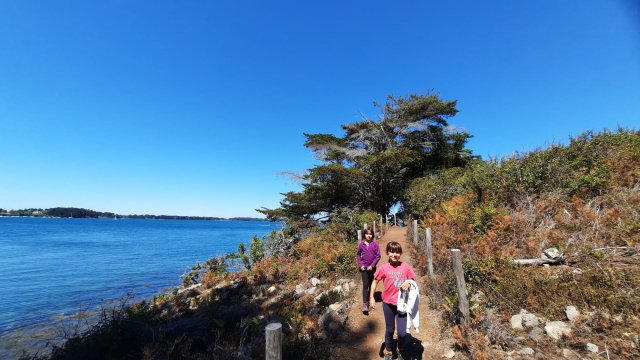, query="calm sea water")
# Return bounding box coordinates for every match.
[0,217,279,357]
